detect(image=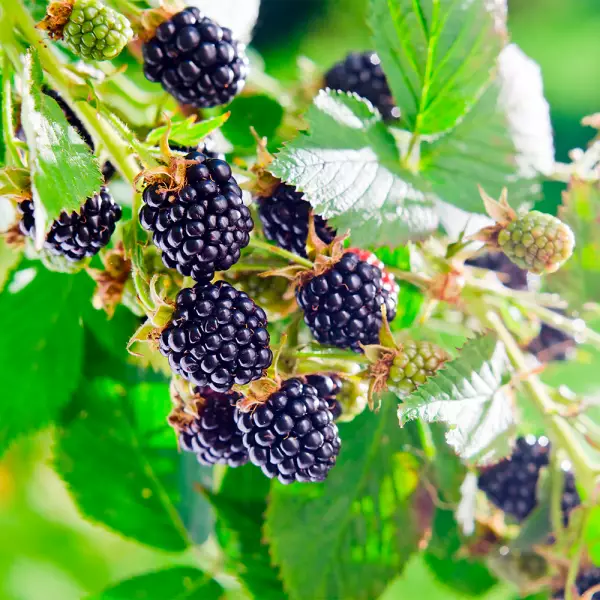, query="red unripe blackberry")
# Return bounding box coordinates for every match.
[140,150,253,283]
[296,248,399,351]
[159,281,273,392]
[179,387,248,467]
[325,51,398,121]
[18,187,121,261]
[257,183,336,258]
[234,377,341,484]
[142,7,249,108]
[305,373,343,420]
